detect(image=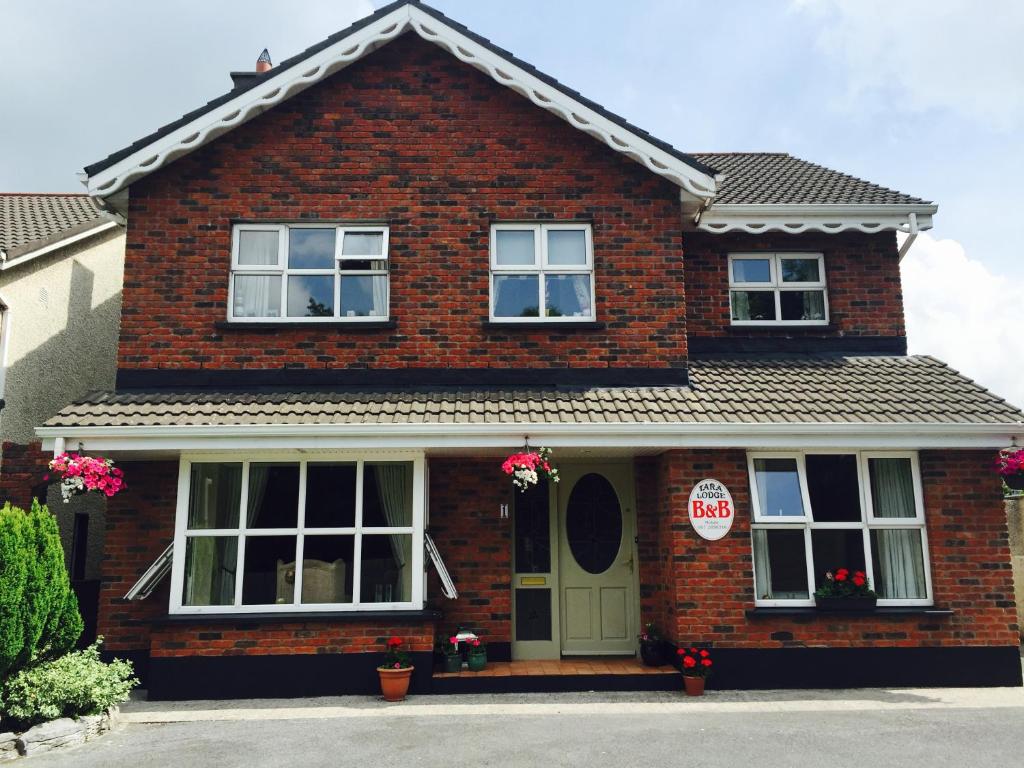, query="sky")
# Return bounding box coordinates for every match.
[1,0,1021,405]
